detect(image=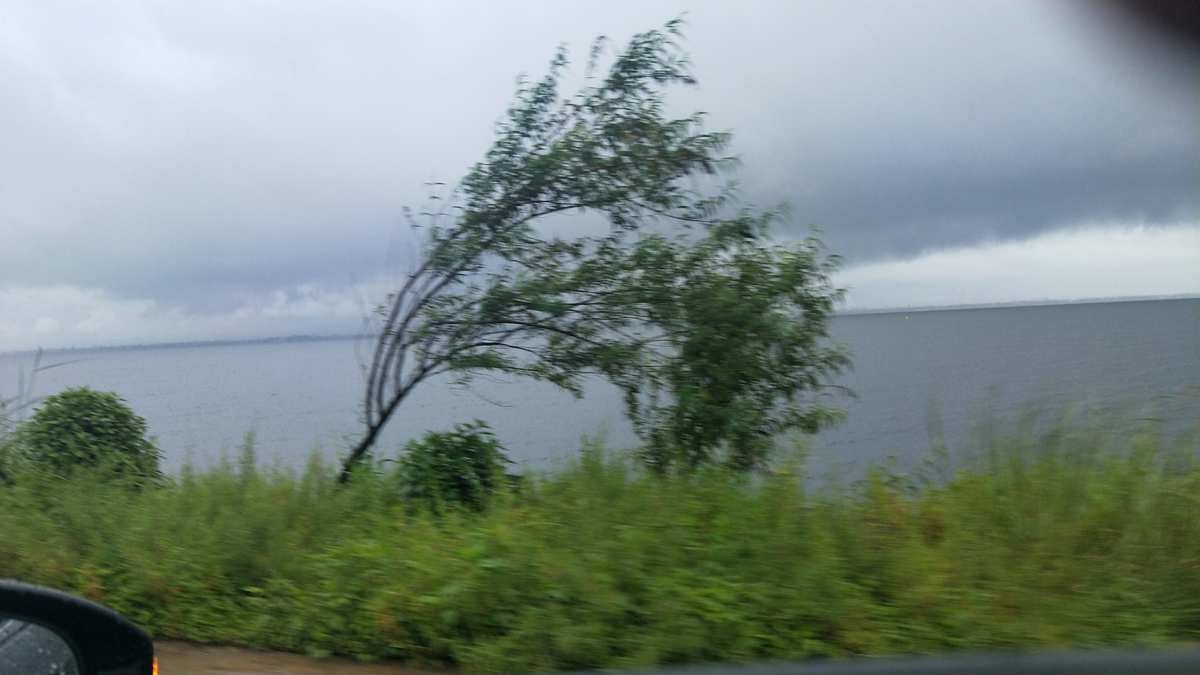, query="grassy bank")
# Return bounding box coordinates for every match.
[2,423,1199,673]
